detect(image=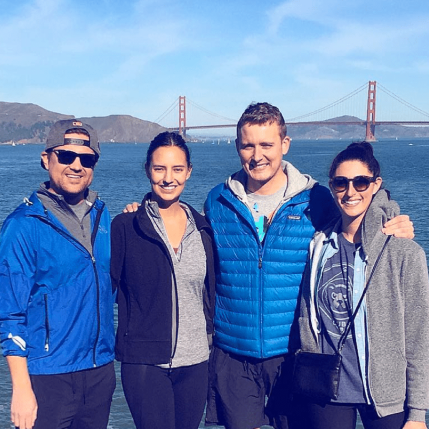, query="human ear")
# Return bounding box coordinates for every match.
[41,152,49,170]
[186,164,193,180]
[373,177,383,194]
[282,136,291,156]
[144,163,151,180]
